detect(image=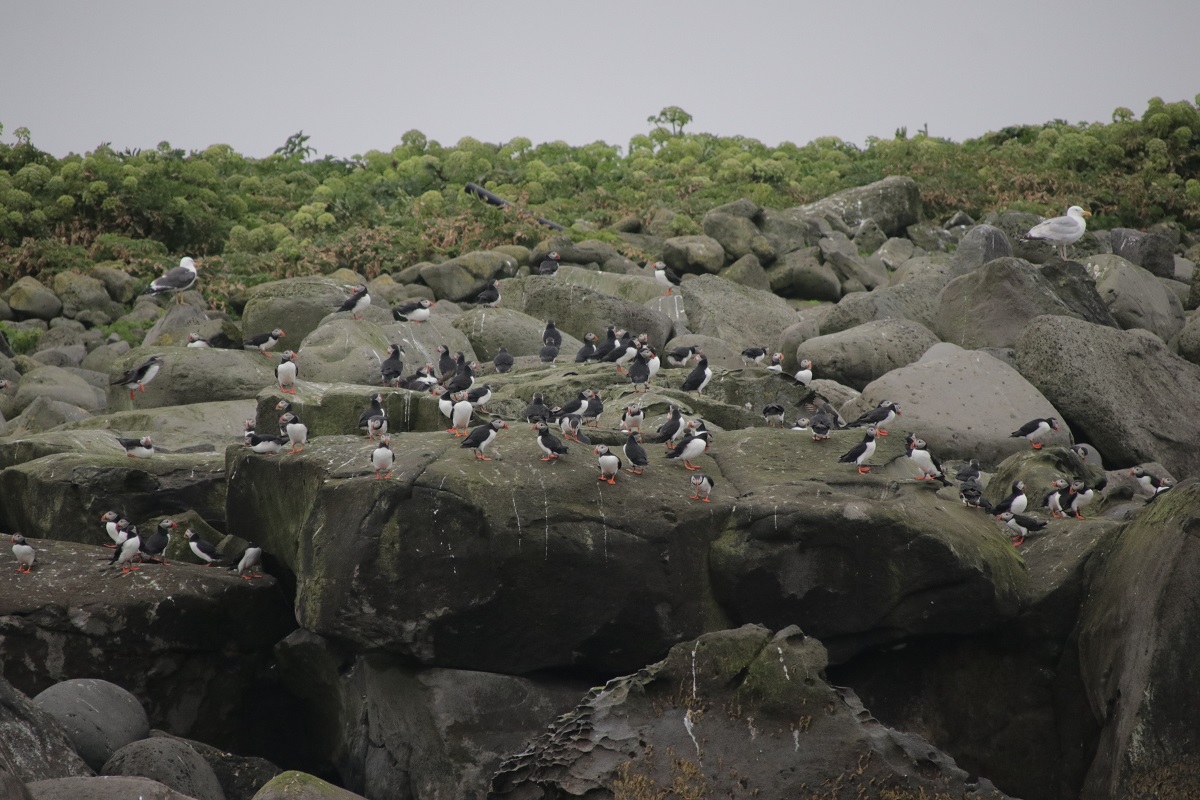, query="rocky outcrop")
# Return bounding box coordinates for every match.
[1083,253,1185,340]
[451,307,582,361]
[797,318,939,391]
[491,625,1015,799]
[0,676,93,783]
[33,679,149,772]
[250,771,367,800]
[106,348,277,410]
[497,276,673,349]
[797,175,923,236]
[241,278,359,347]
[102,738,225,800]
[27,775,201,799]
[678,274,797,350]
